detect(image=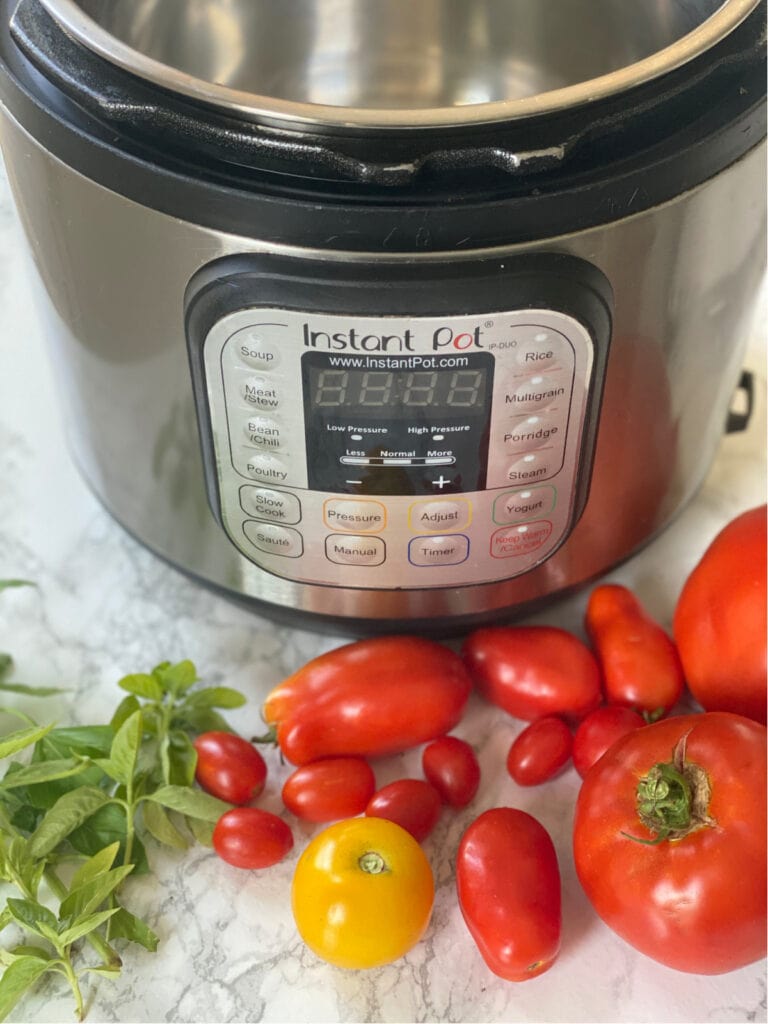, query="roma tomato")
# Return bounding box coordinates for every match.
[193,731,267,805]
[585,584,684,718]
[292,816,434,969]
[422,735,480,808]
[571,705,645,779]
[506,716,572,786]
[282,757,375,822]
[212,807,293,869]
[457,808,561,981]
[573,712,767,974]
[262,636,472,765]
[366,779,442,842]
[673,505,767,723]
[462,625,601,722]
